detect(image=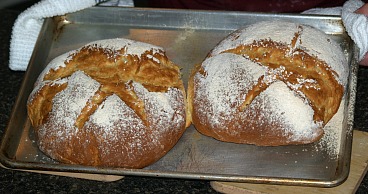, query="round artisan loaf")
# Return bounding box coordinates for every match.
[27,38,189,168]
[188,21,348,146]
